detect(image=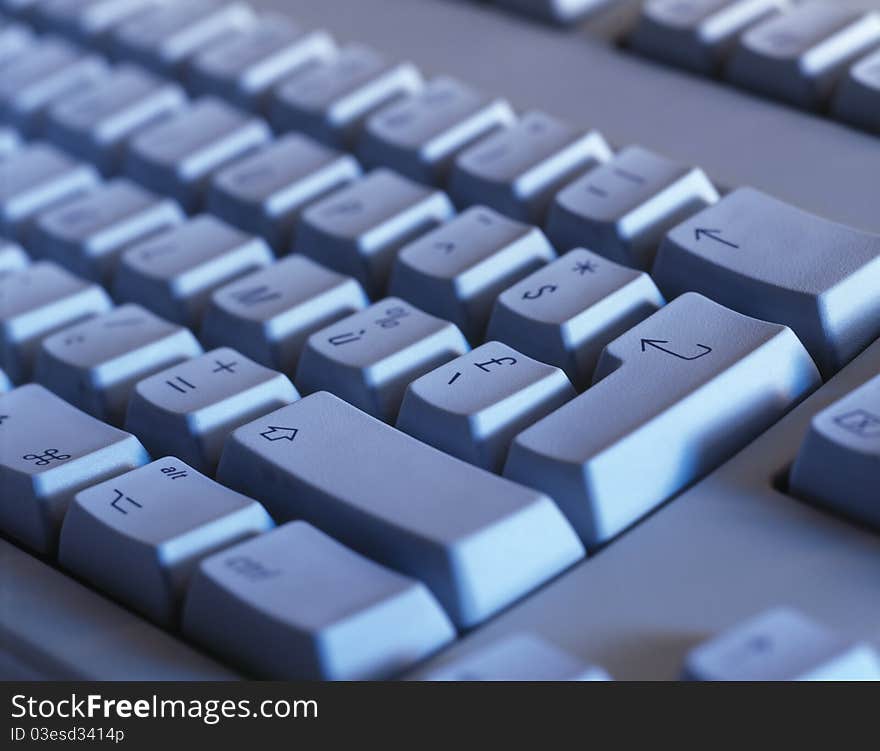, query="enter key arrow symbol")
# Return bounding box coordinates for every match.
[694,228,739,249]
[641,339,713,361]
